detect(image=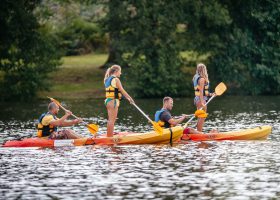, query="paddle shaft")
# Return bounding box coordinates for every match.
[183,94,216,129]
[57,103,87,126]
[132,103,153,123]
